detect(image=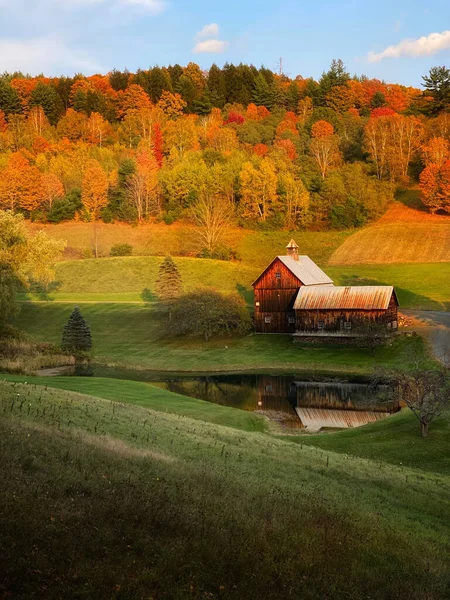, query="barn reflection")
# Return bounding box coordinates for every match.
[150,373,399,431]
[257,377,399,431]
